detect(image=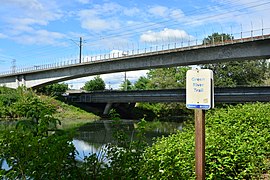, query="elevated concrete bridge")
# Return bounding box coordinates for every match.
[0,34,270,89]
